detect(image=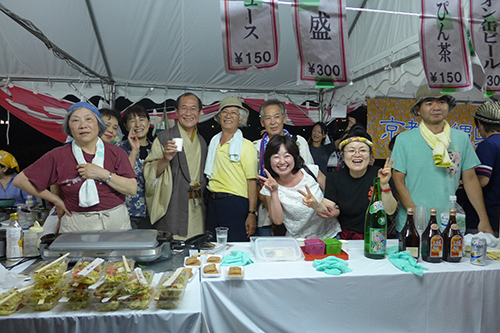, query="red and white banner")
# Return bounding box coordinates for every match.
[470,1,500,93]
[420,0,472,91]
[221,0,279,74]
[292,0,350,88]
[0,86,71,143]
